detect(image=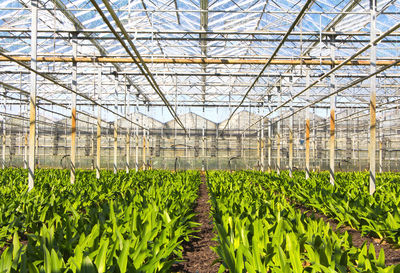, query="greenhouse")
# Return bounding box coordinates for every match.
[0,0,400,272]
